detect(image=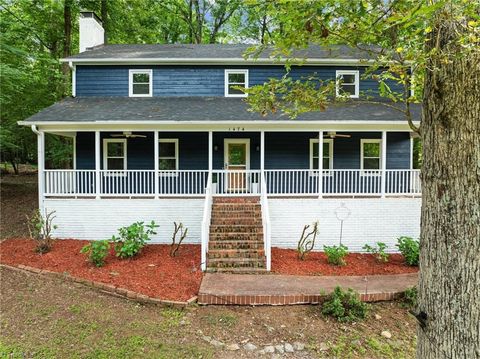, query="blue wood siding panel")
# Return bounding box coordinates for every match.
[386,132,411,169]
[76,65,401,97]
